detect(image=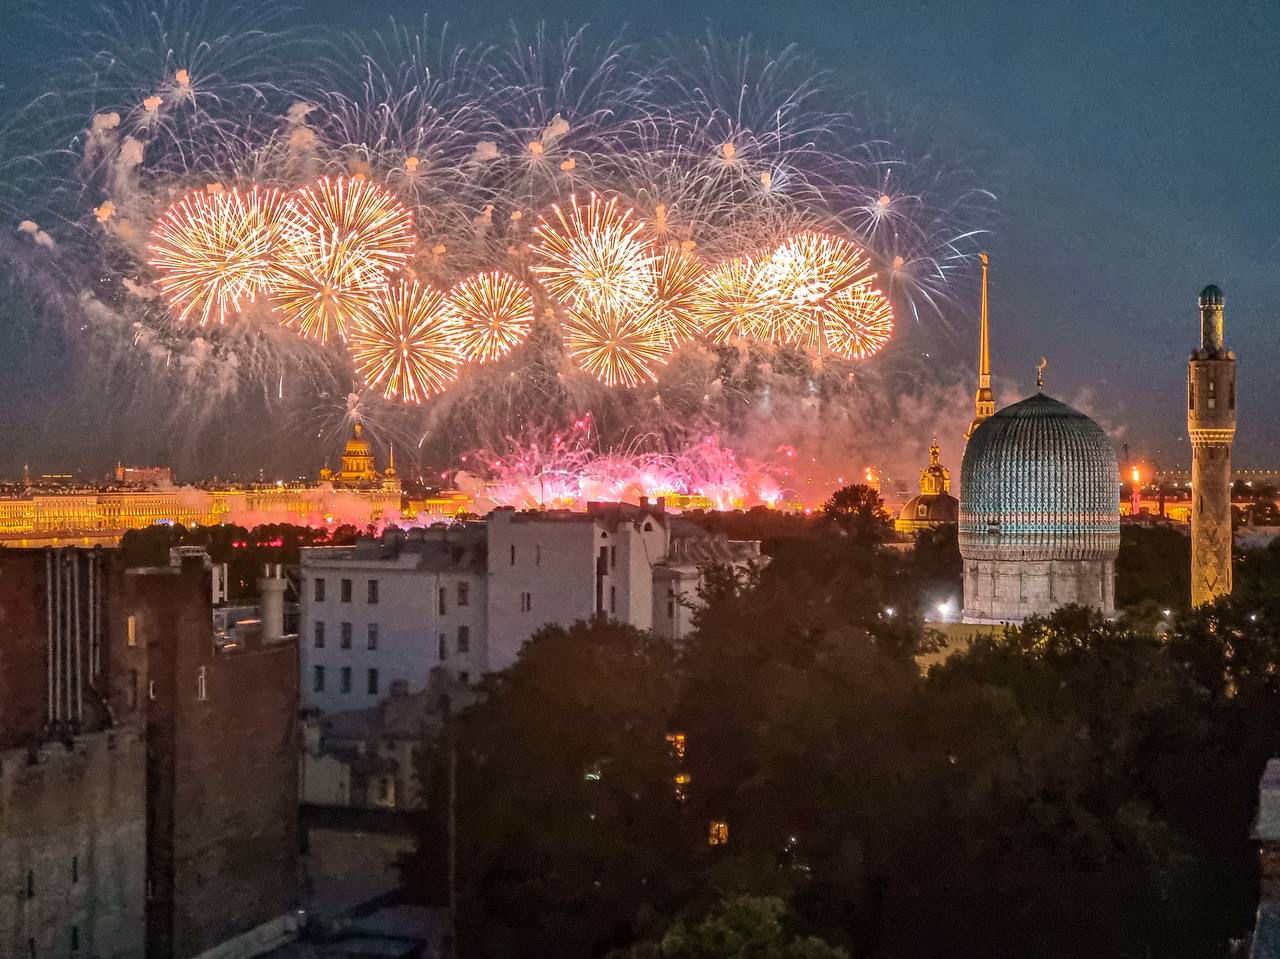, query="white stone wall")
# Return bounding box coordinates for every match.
[300,551,487,713]
[962,557,1115,623]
